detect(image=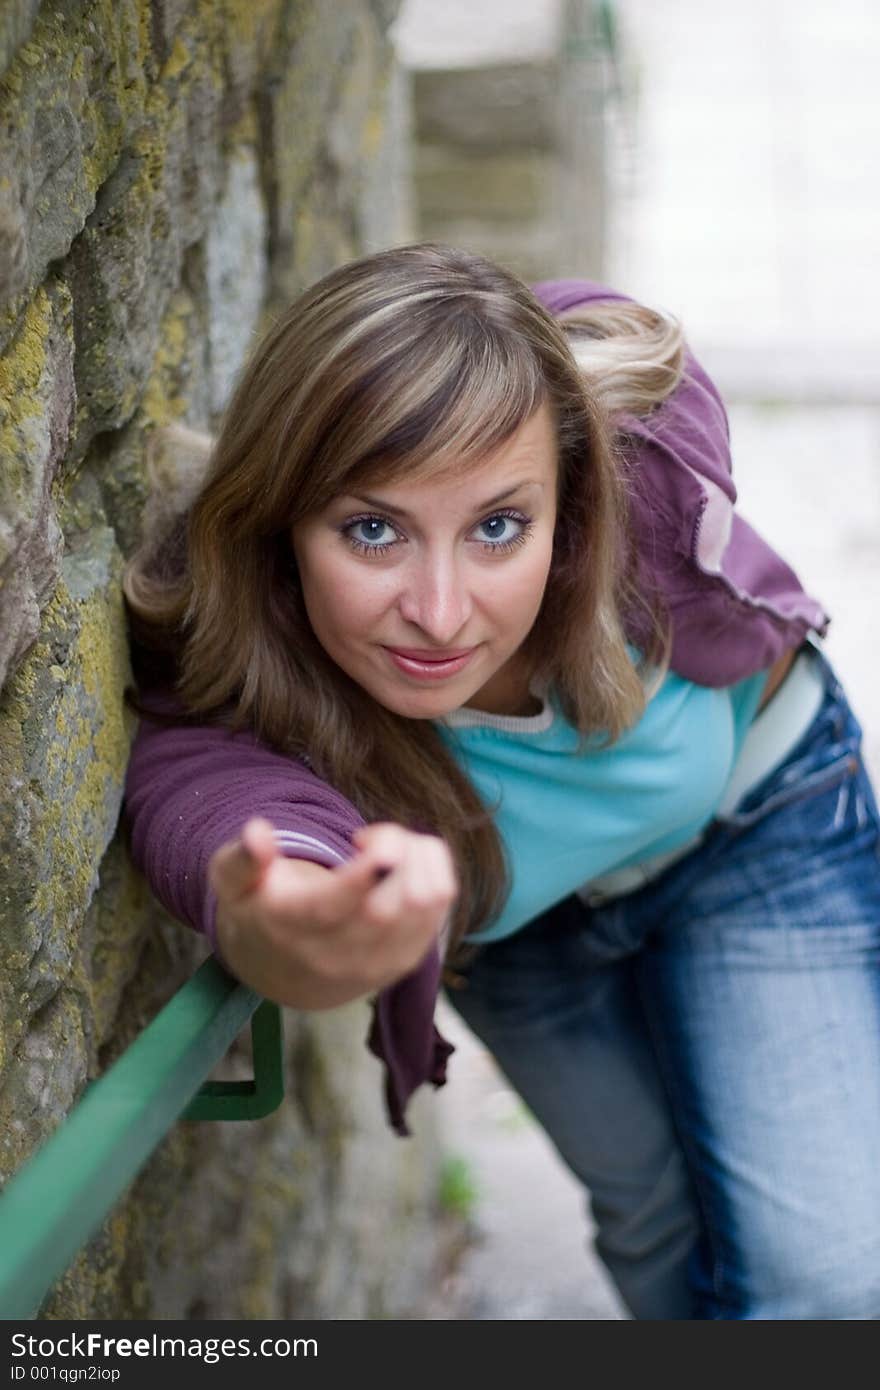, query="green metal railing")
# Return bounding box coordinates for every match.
[0,958,284,1320]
